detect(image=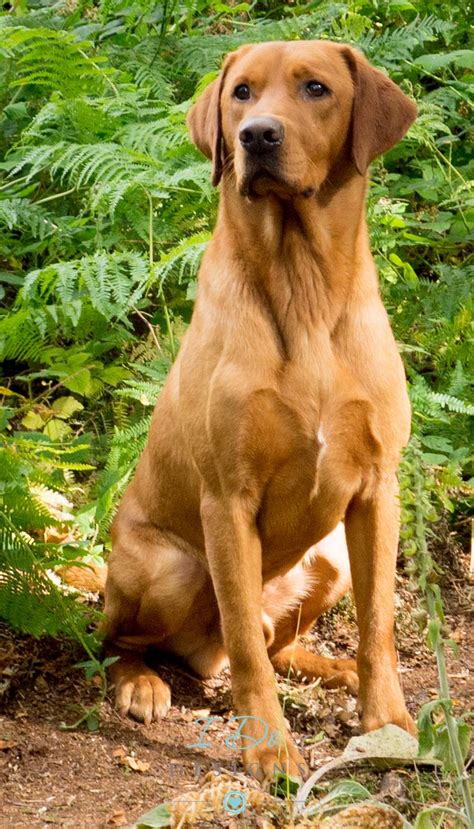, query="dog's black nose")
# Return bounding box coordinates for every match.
[239,117,284,154]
